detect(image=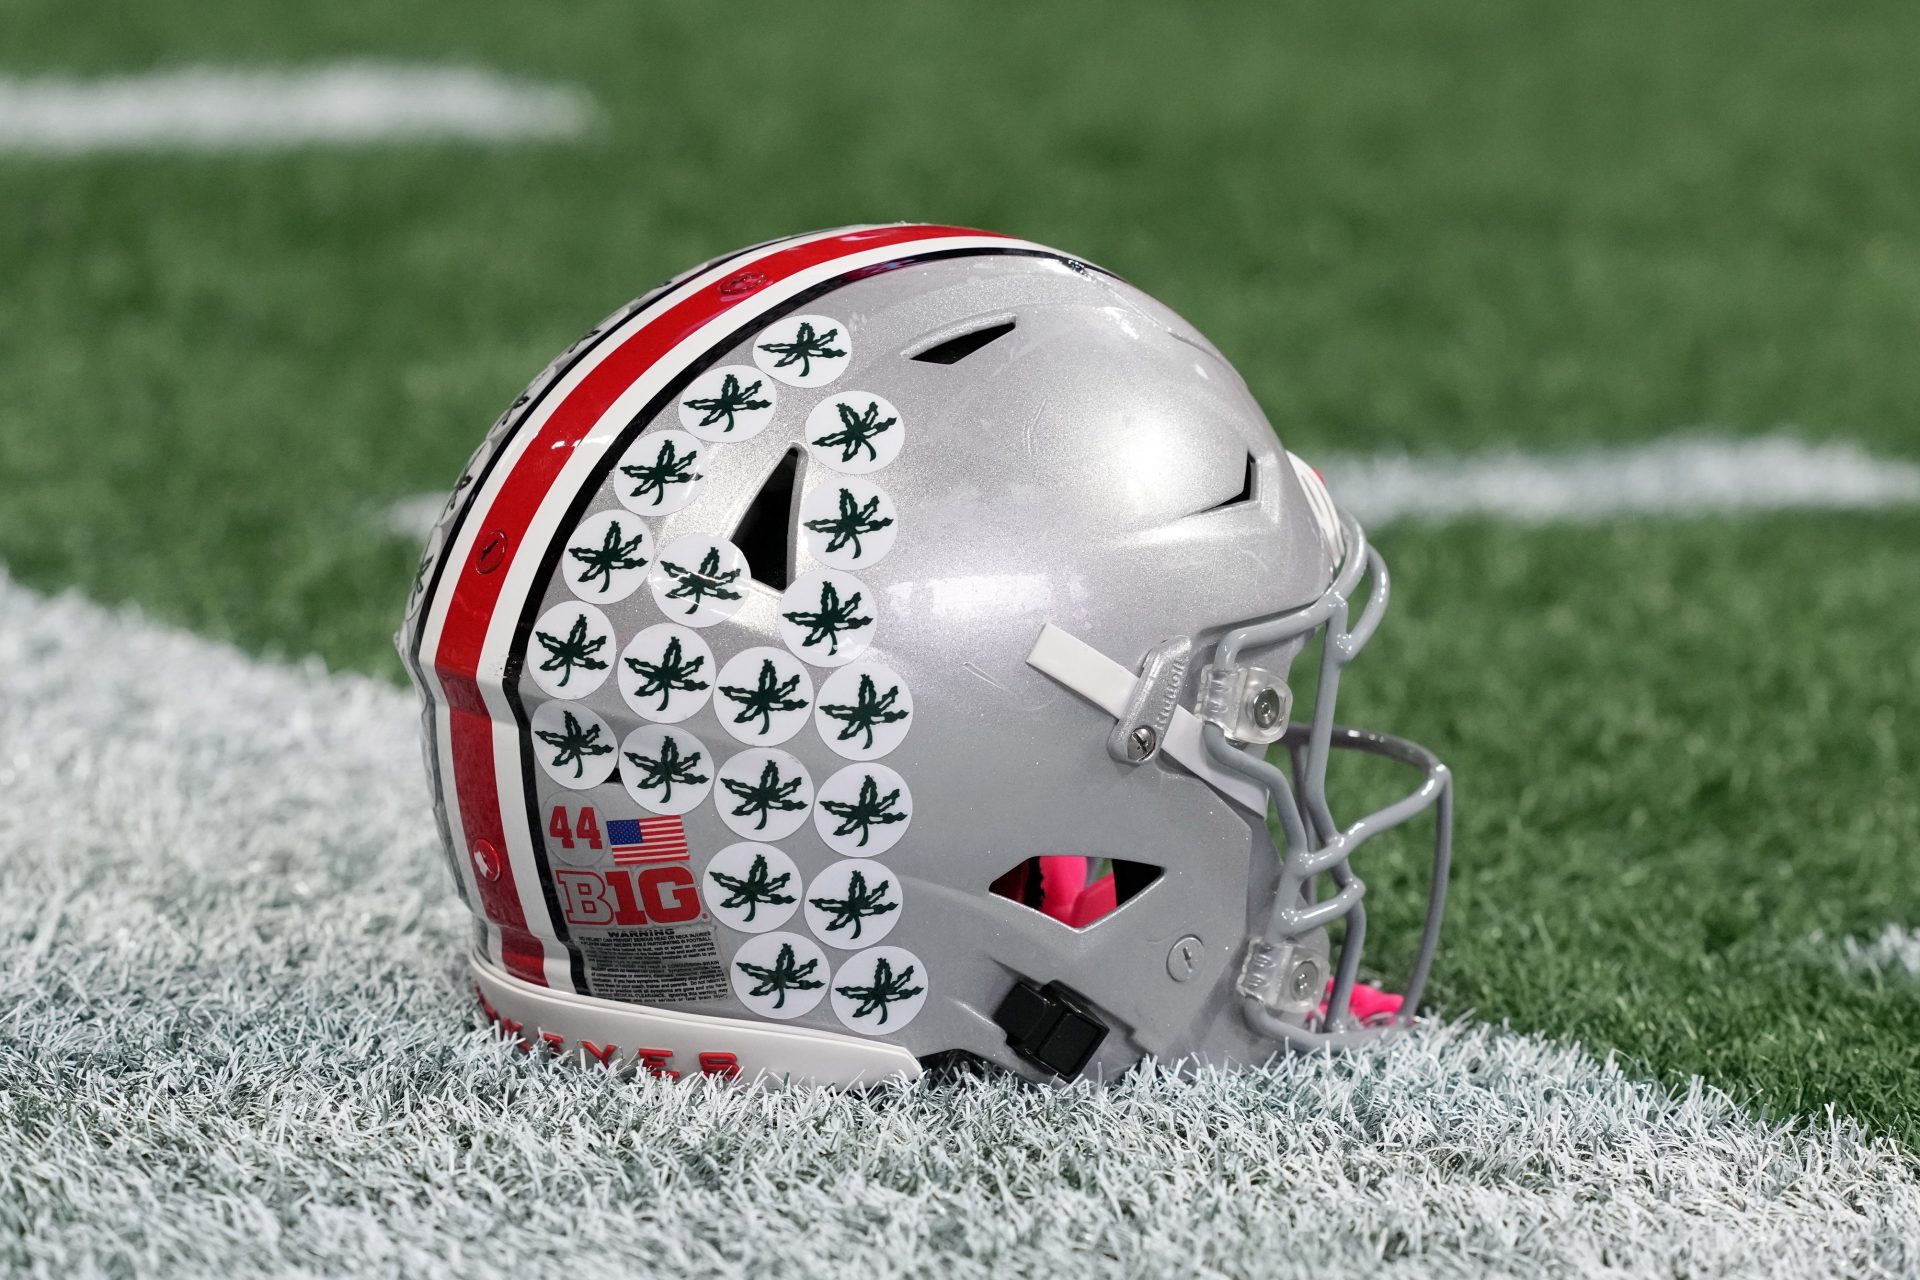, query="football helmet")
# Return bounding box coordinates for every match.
[398,225,1451,1085]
